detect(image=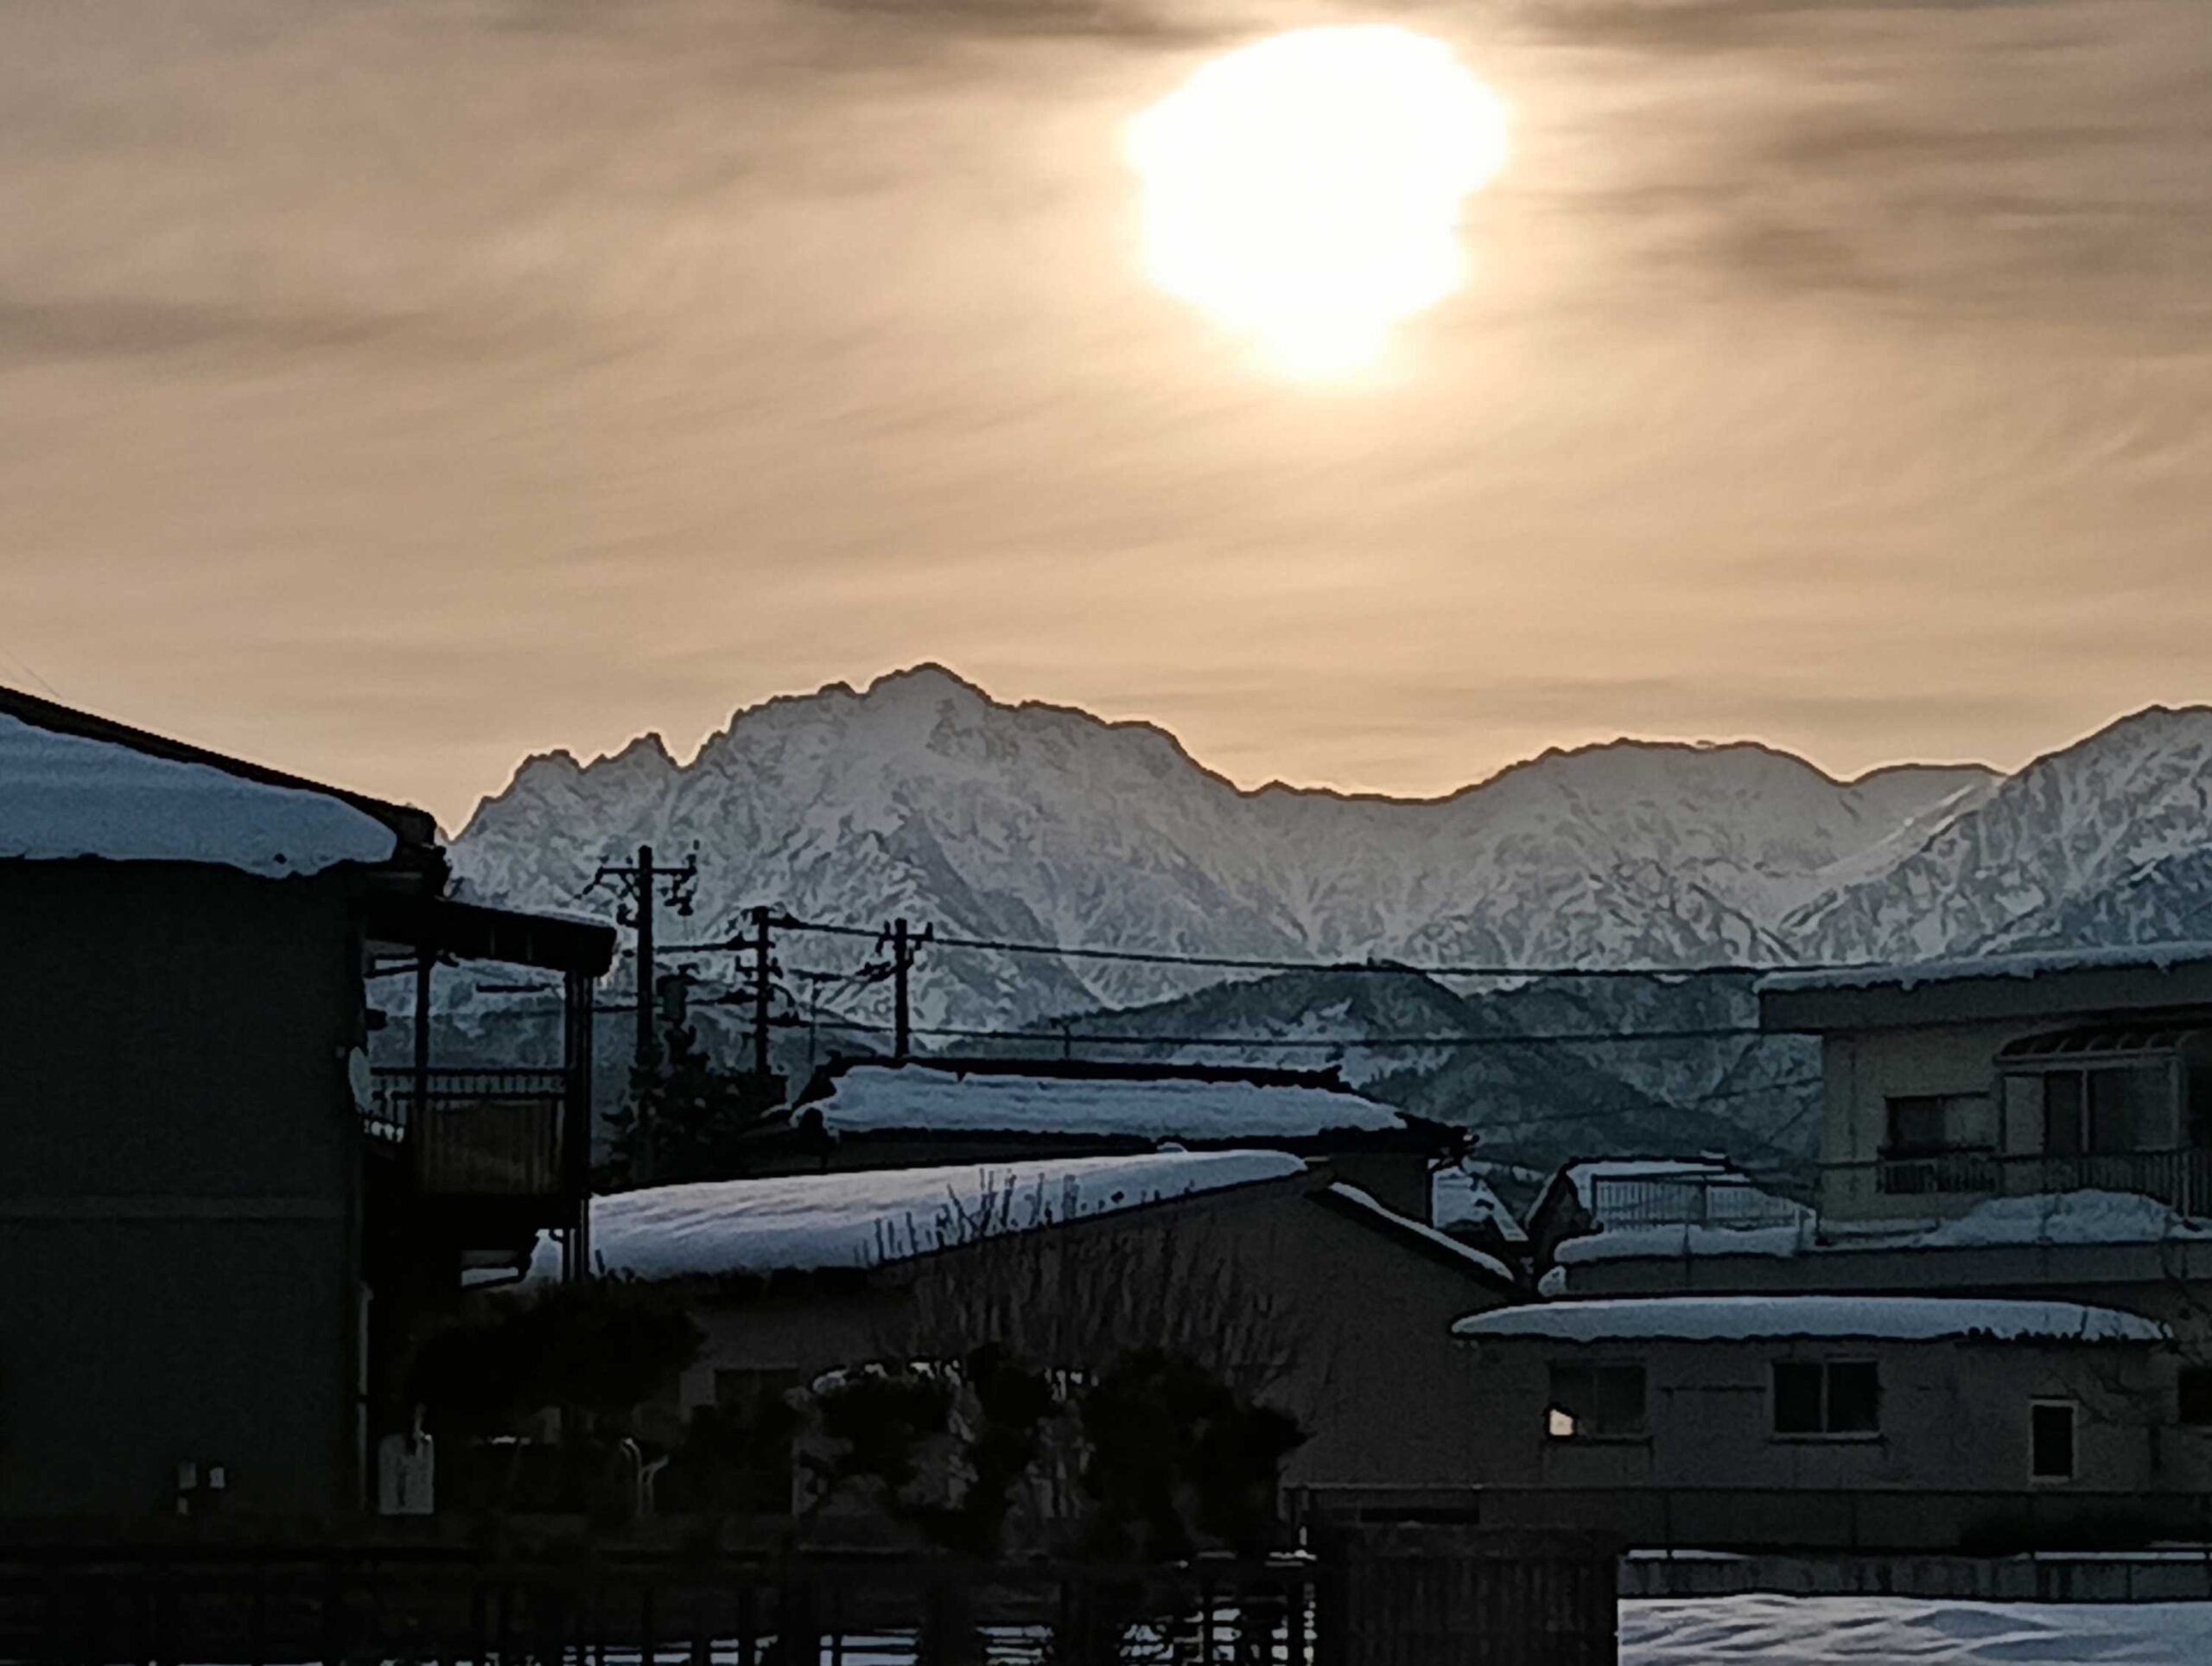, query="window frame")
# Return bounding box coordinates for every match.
[2030,1398,2078,1484]
[2005,1060,2182,1159]
[1543,1359,1649,1444]
[1770,1358,1883,1443]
